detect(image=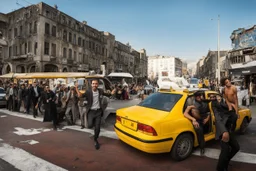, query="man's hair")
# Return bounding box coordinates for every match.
[220,77,229,86]
[91,79,99,83]
[194,91,202,97]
